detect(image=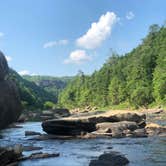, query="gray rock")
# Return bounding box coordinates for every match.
[0,80,22,129]
[145,123,166,136]
[96,121,138,138]
[133,128,148,137]
[89,151,129,166]
[0,145,23,166]
[42,119,96,135]
[22,152,60,160]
